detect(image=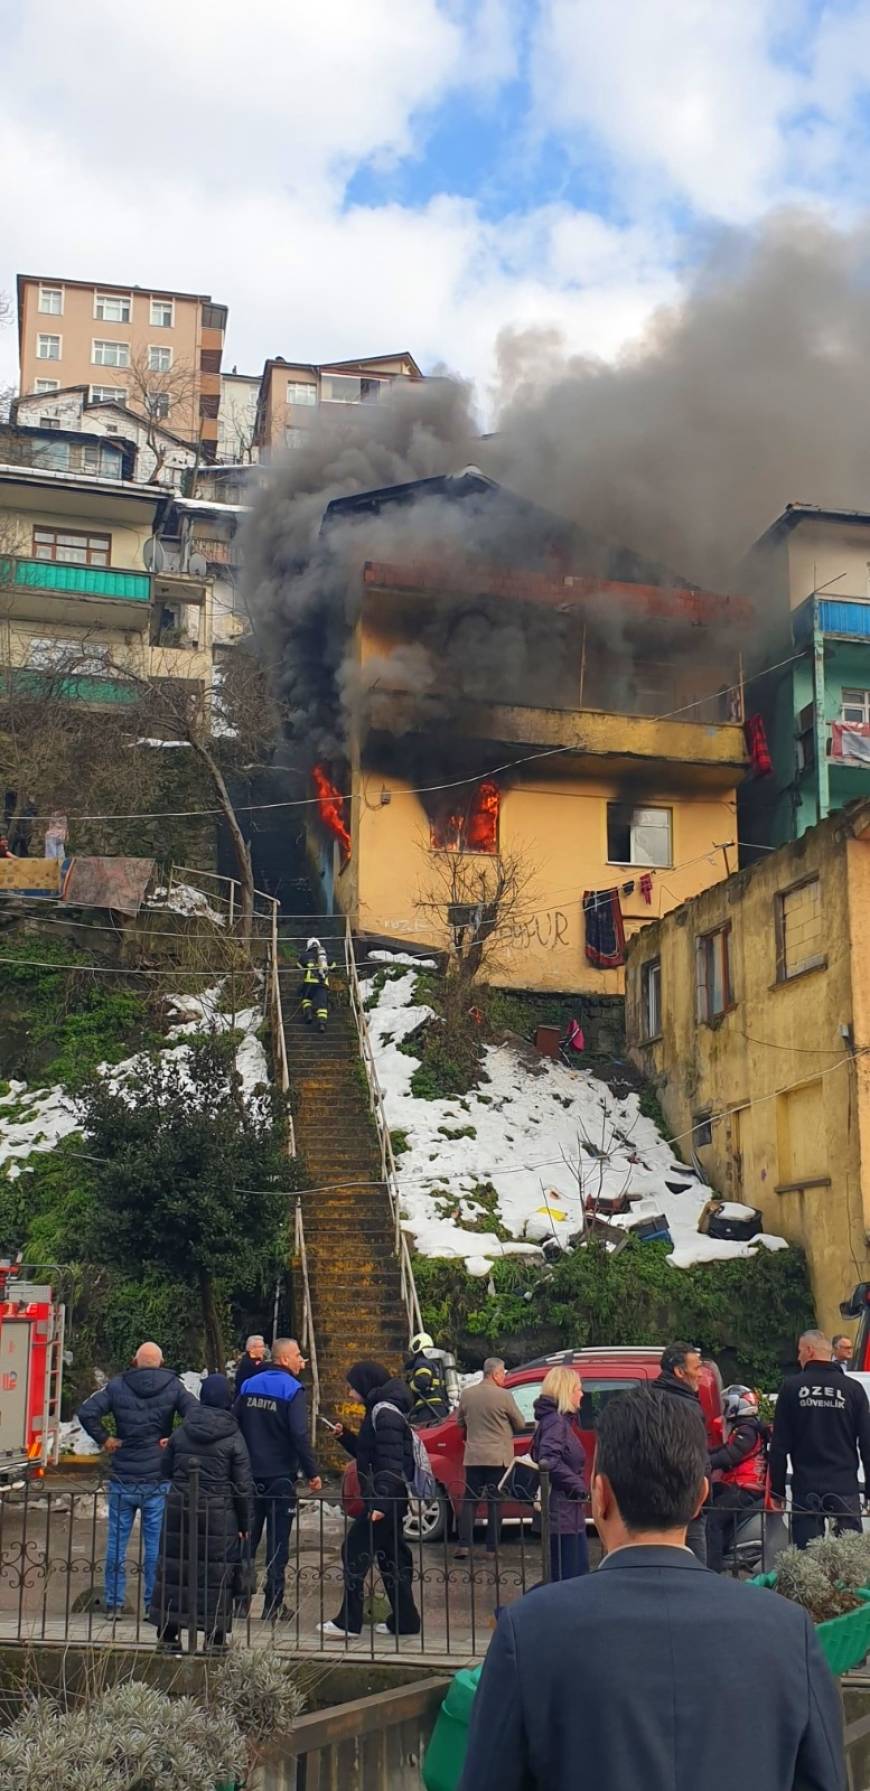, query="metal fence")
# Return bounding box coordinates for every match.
[0,1473,855,1661]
